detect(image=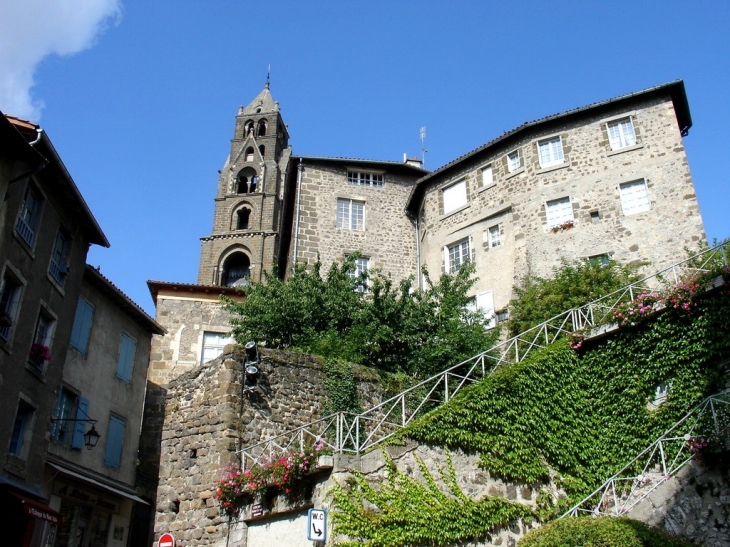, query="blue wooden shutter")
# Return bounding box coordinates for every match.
[116,334,136,383]
[70,298,94,354]
[71,397,89,449]
[104,415,125,468]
